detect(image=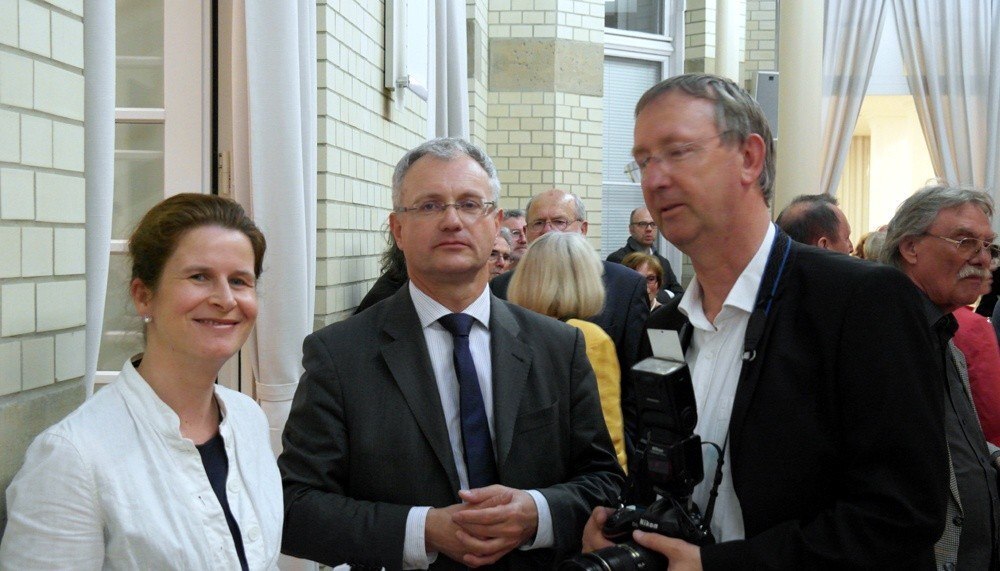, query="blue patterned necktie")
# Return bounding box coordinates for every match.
[438,313,499,488]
